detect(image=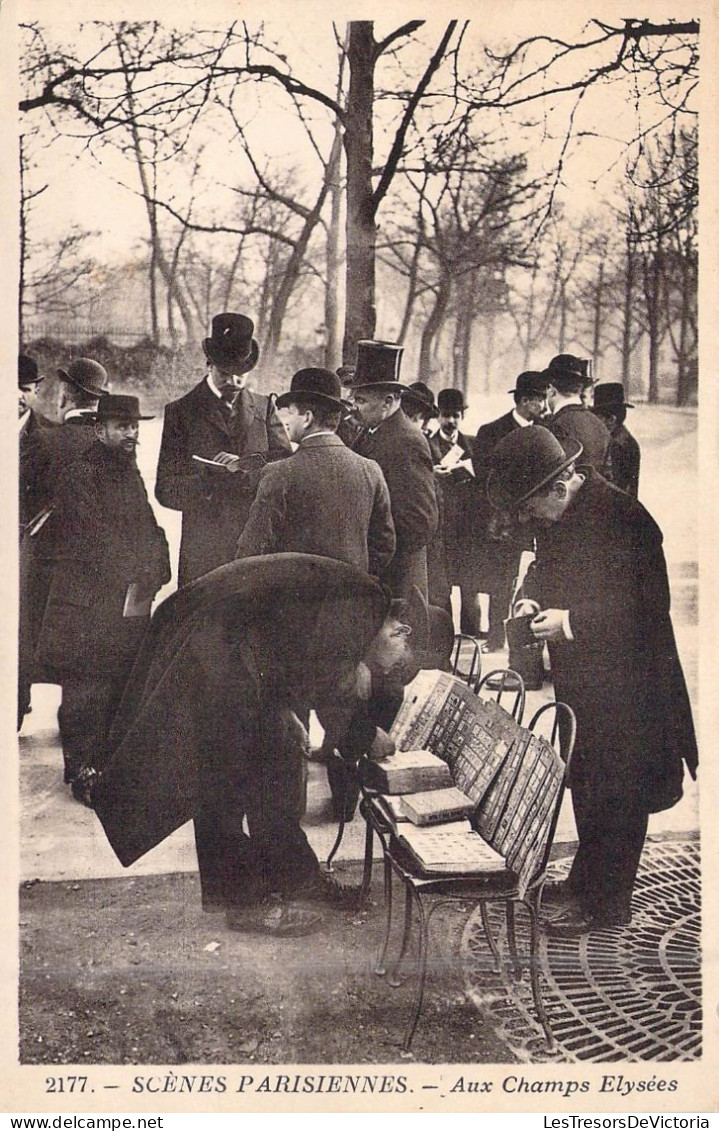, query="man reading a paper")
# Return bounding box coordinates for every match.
[36,395,171,802]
